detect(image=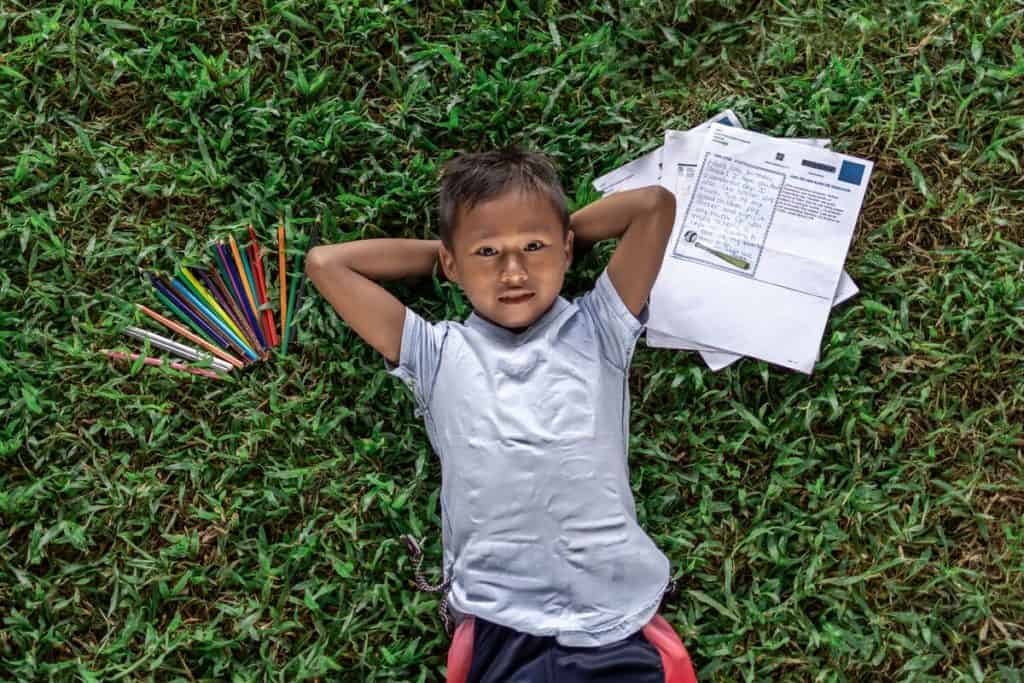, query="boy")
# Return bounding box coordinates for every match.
[306,149,696,682]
